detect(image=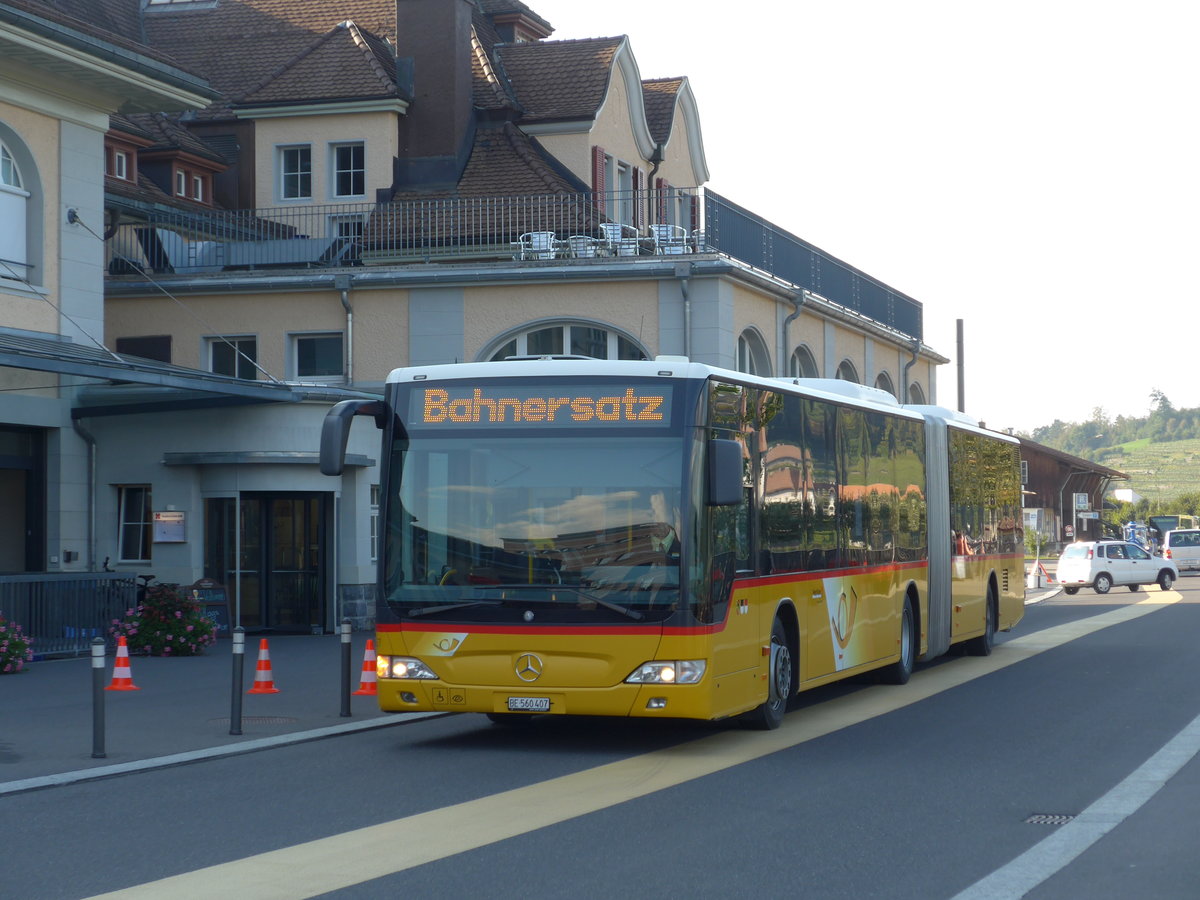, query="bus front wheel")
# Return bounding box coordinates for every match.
[743,618,793,730]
